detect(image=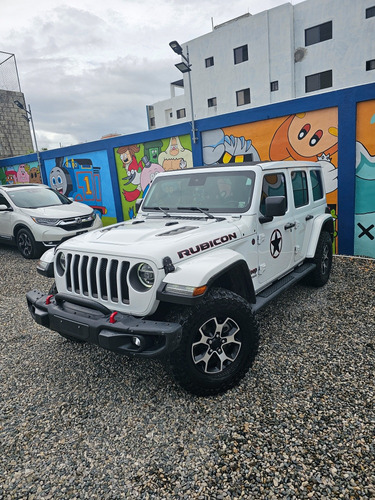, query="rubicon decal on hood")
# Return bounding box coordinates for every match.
[178,232,237,259]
